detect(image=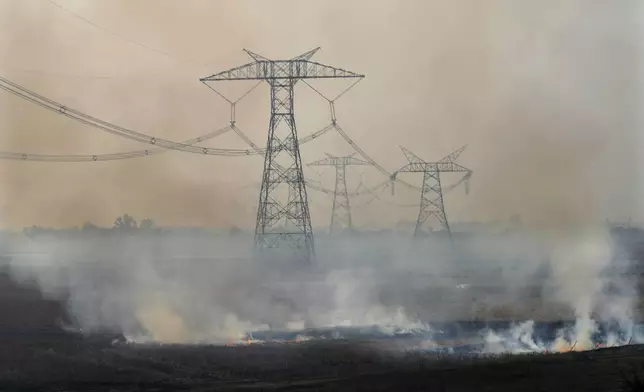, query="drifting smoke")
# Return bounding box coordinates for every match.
[0,0,642,354]
[483,321,544,354]
[1,224,639,352]
[6,233,434,343]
